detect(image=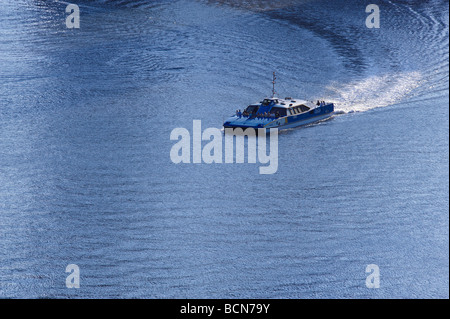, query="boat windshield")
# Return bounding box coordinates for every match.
[244,105,259,114]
